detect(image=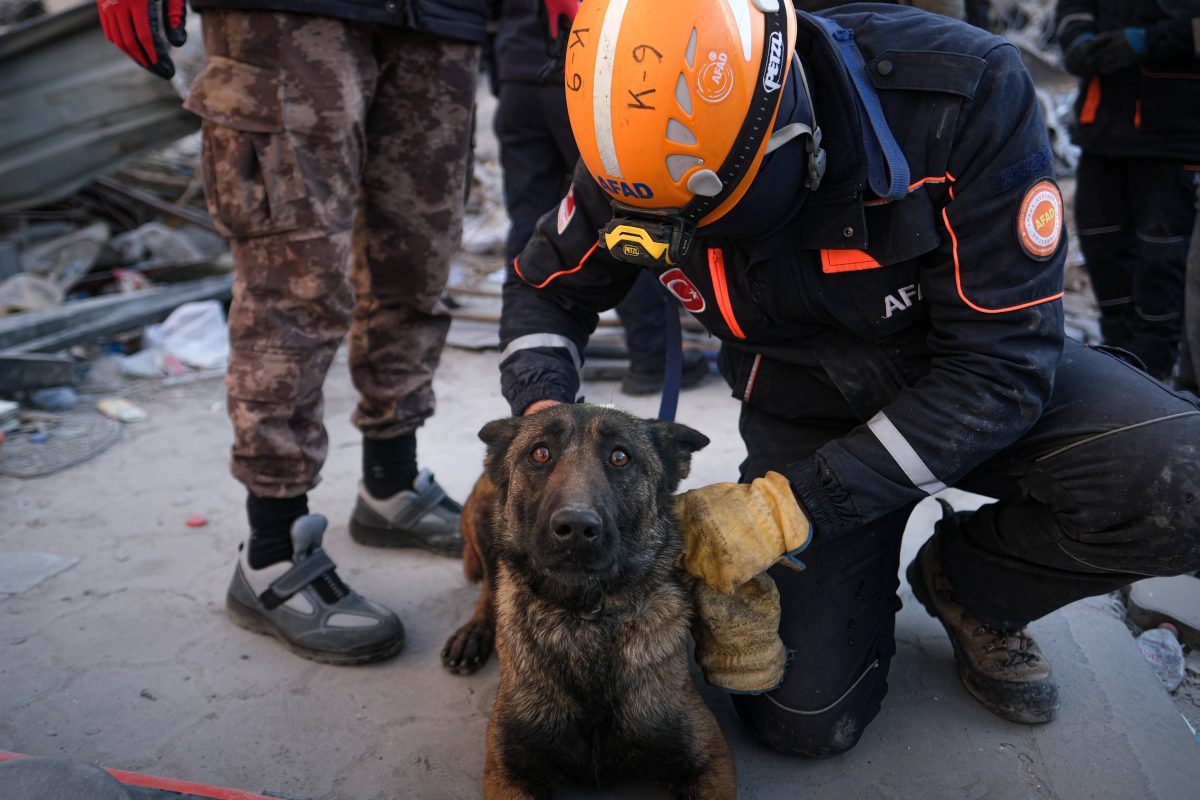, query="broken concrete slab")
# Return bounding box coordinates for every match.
[0,354,76,393]
[0,551,76,594]
[1127,575,1200,649]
